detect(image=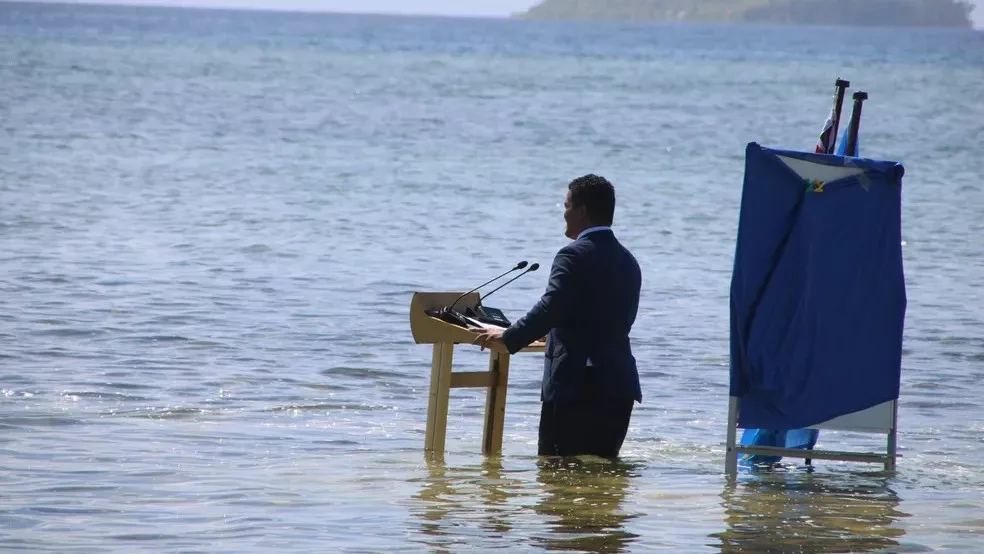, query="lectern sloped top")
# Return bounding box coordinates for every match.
[409,291,544,353]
